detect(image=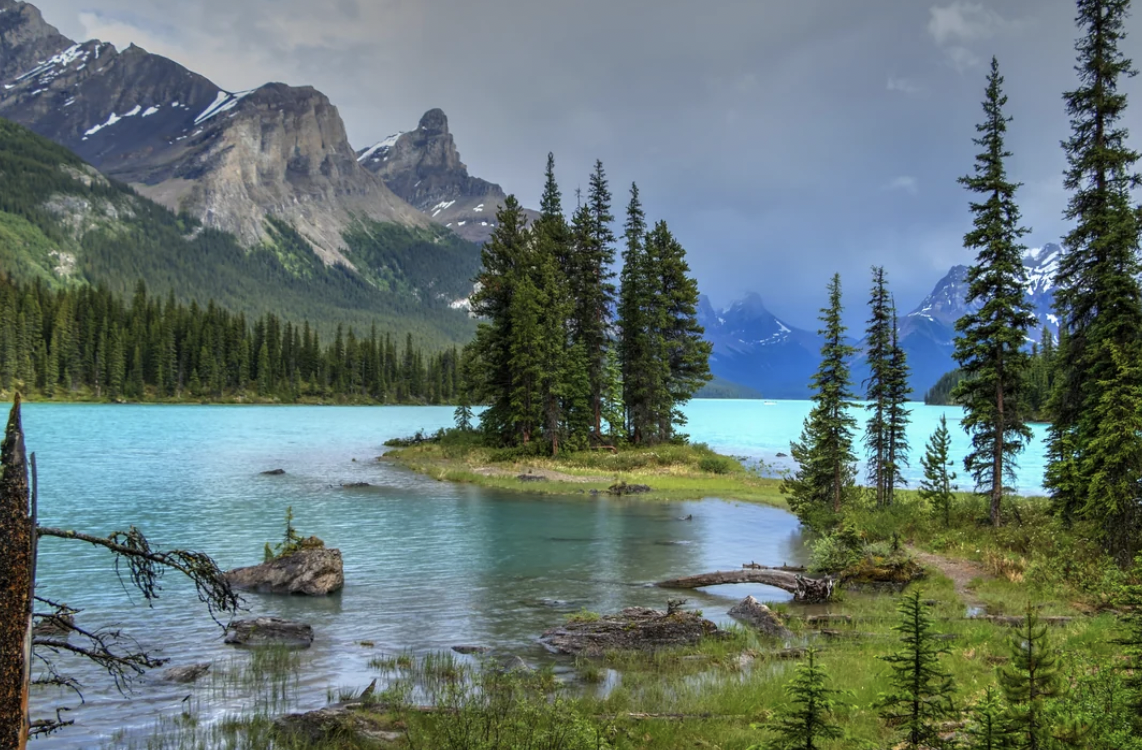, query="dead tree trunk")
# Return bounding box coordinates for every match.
[0,396,31,748]
[657,567,835,603]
